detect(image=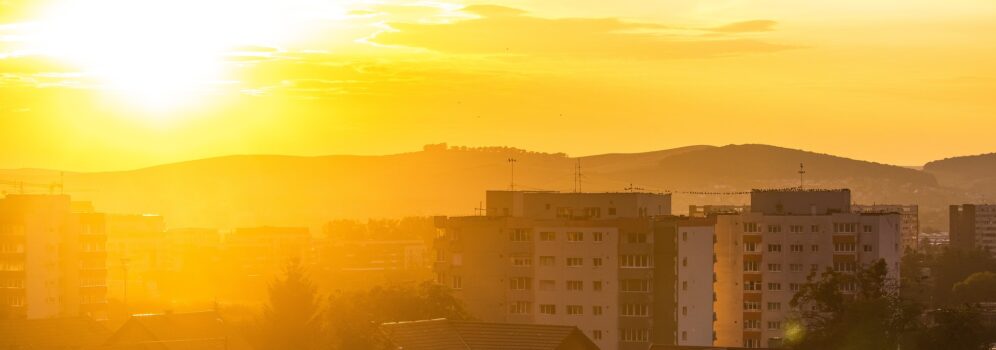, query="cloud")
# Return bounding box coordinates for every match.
[372,5,797,59]
[707,20,778,33]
